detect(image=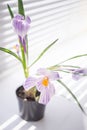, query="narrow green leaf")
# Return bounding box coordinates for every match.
[50,54,87,69]
[57,79,86,115]
[59,65,80,68]
[58,70,71,73]
[59,54,87,65]
[0,47,22,63]
[18,0,25,16]
[29,39,58,67]
[48,64,80,71]
[7,4,14,19]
